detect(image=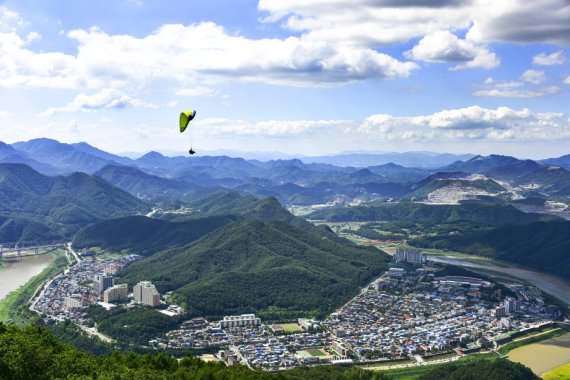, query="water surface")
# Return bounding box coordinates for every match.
[0,254,53,301]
